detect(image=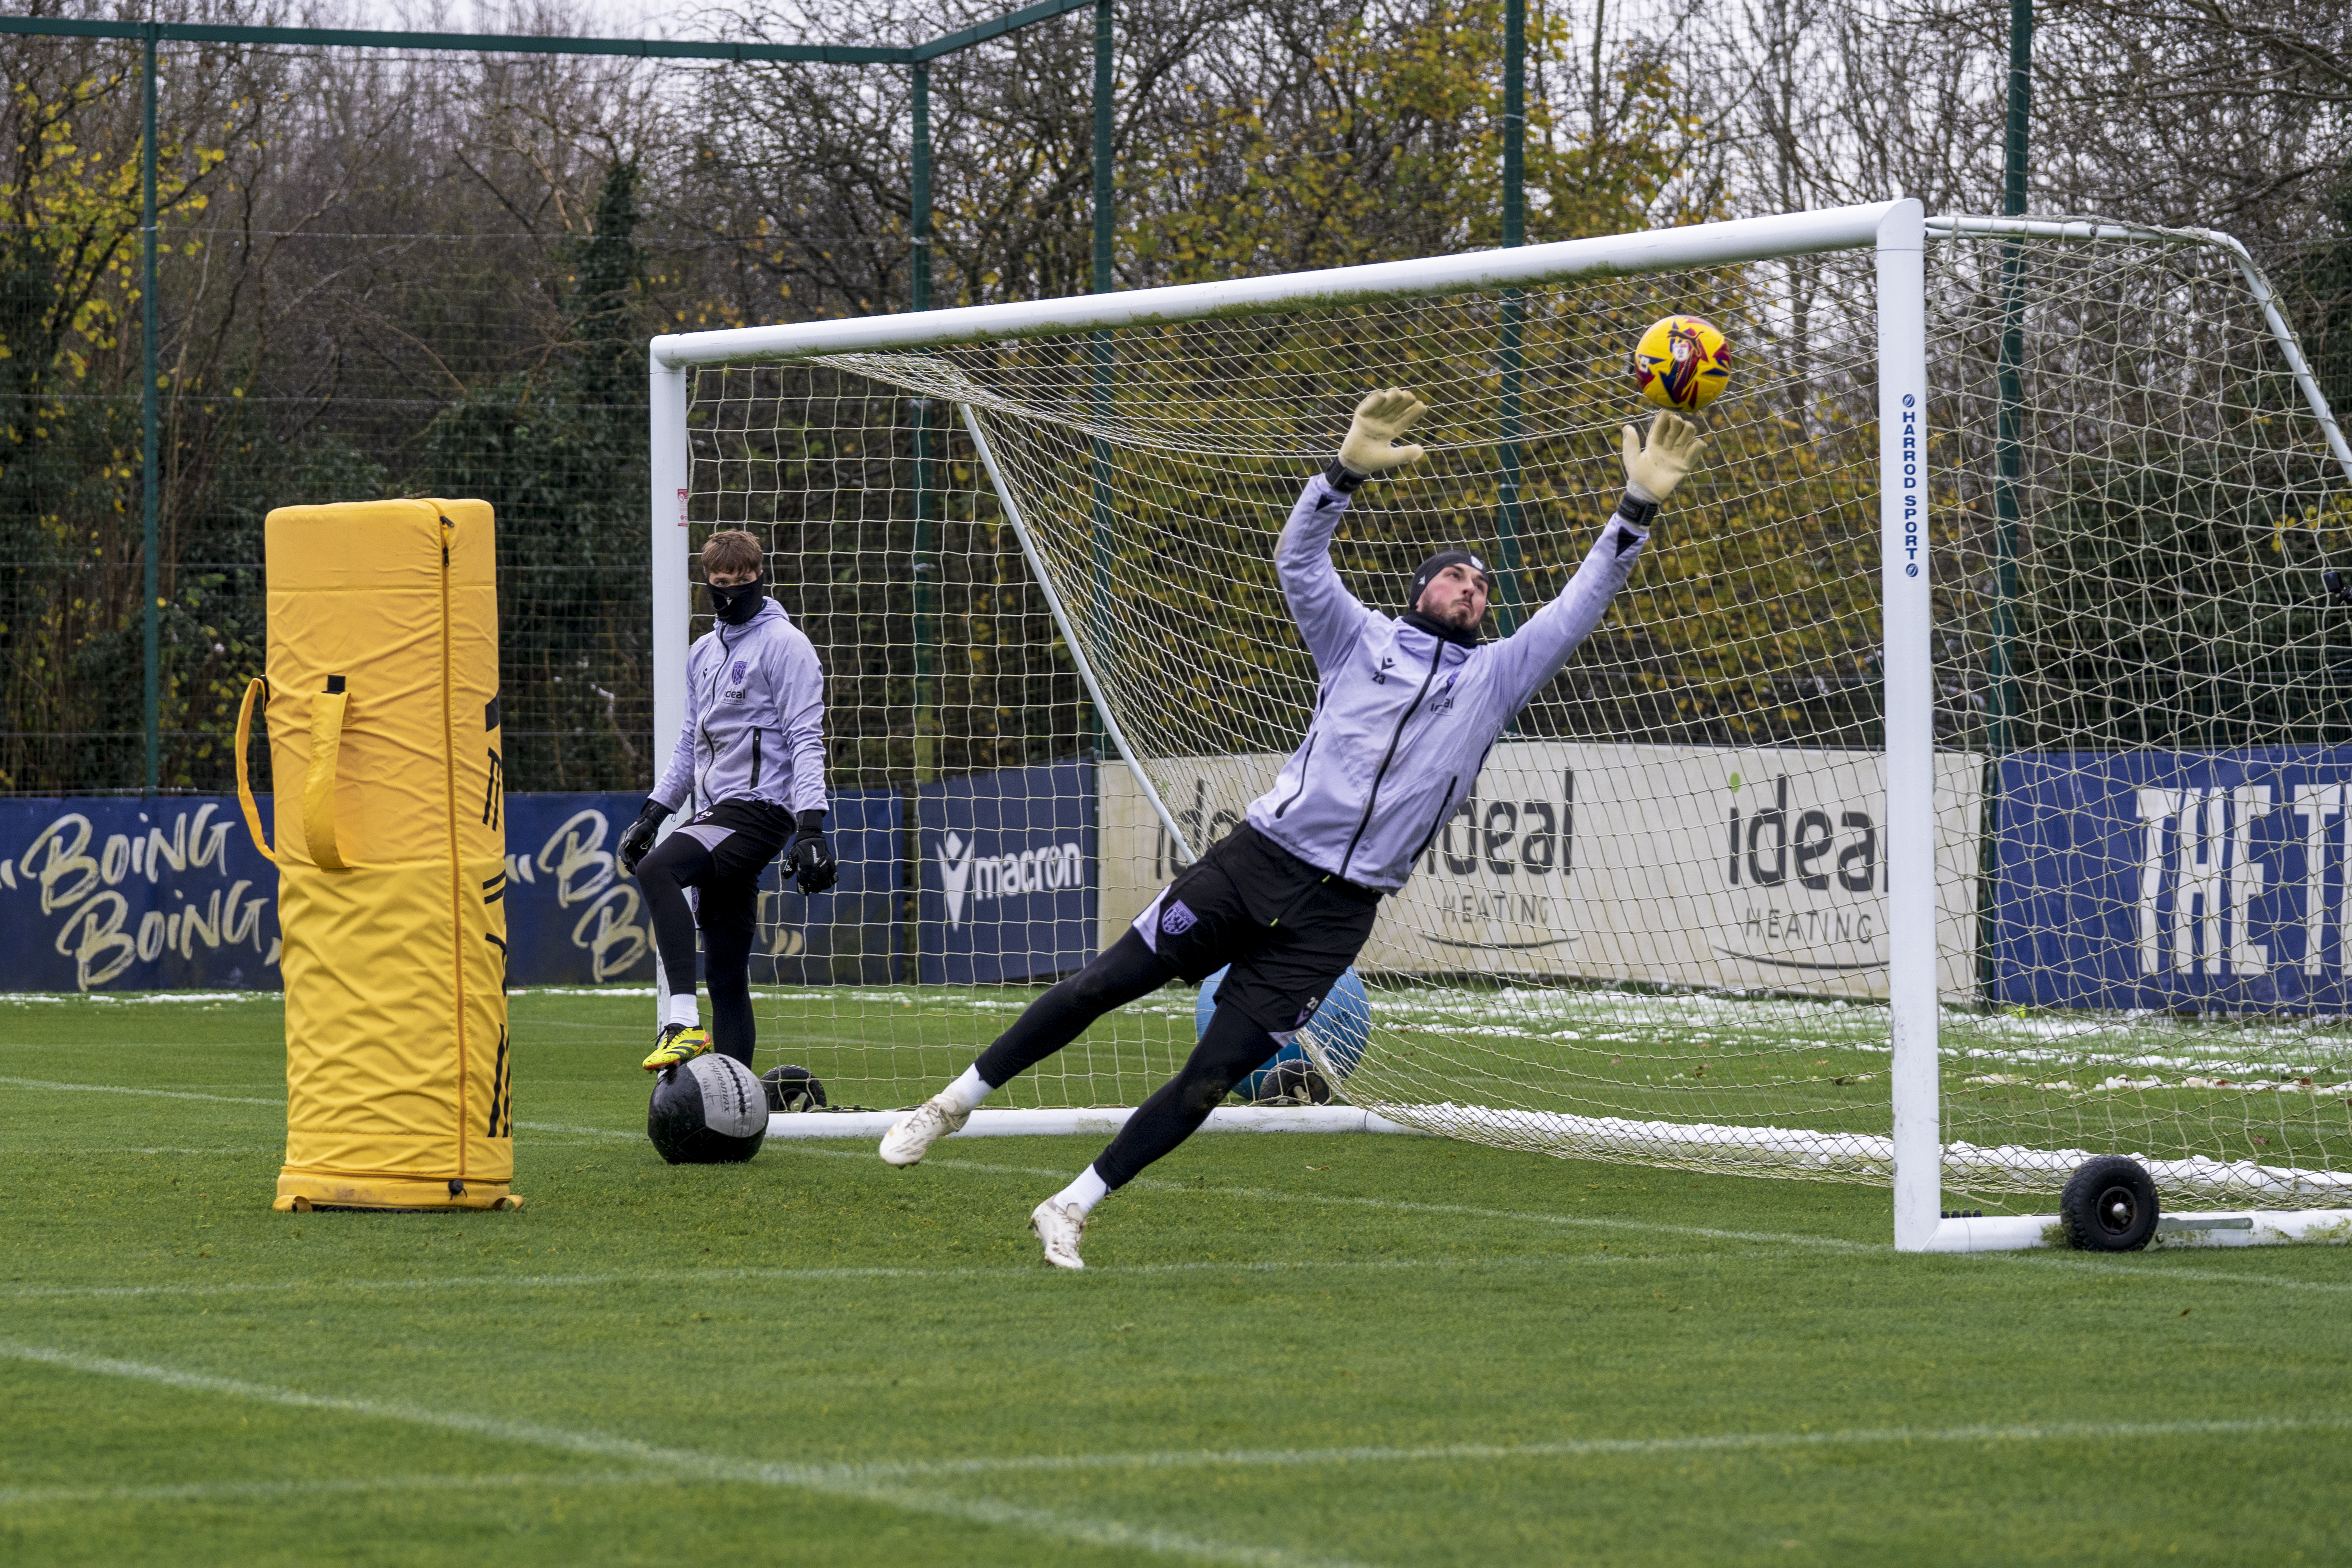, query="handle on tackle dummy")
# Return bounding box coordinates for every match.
[301,675,352,871]
[233,676,276,865]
